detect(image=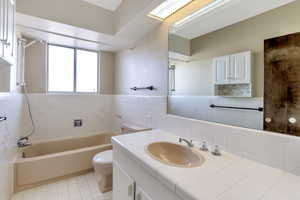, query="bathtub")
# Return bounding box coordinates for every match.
[14,133,115,192]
